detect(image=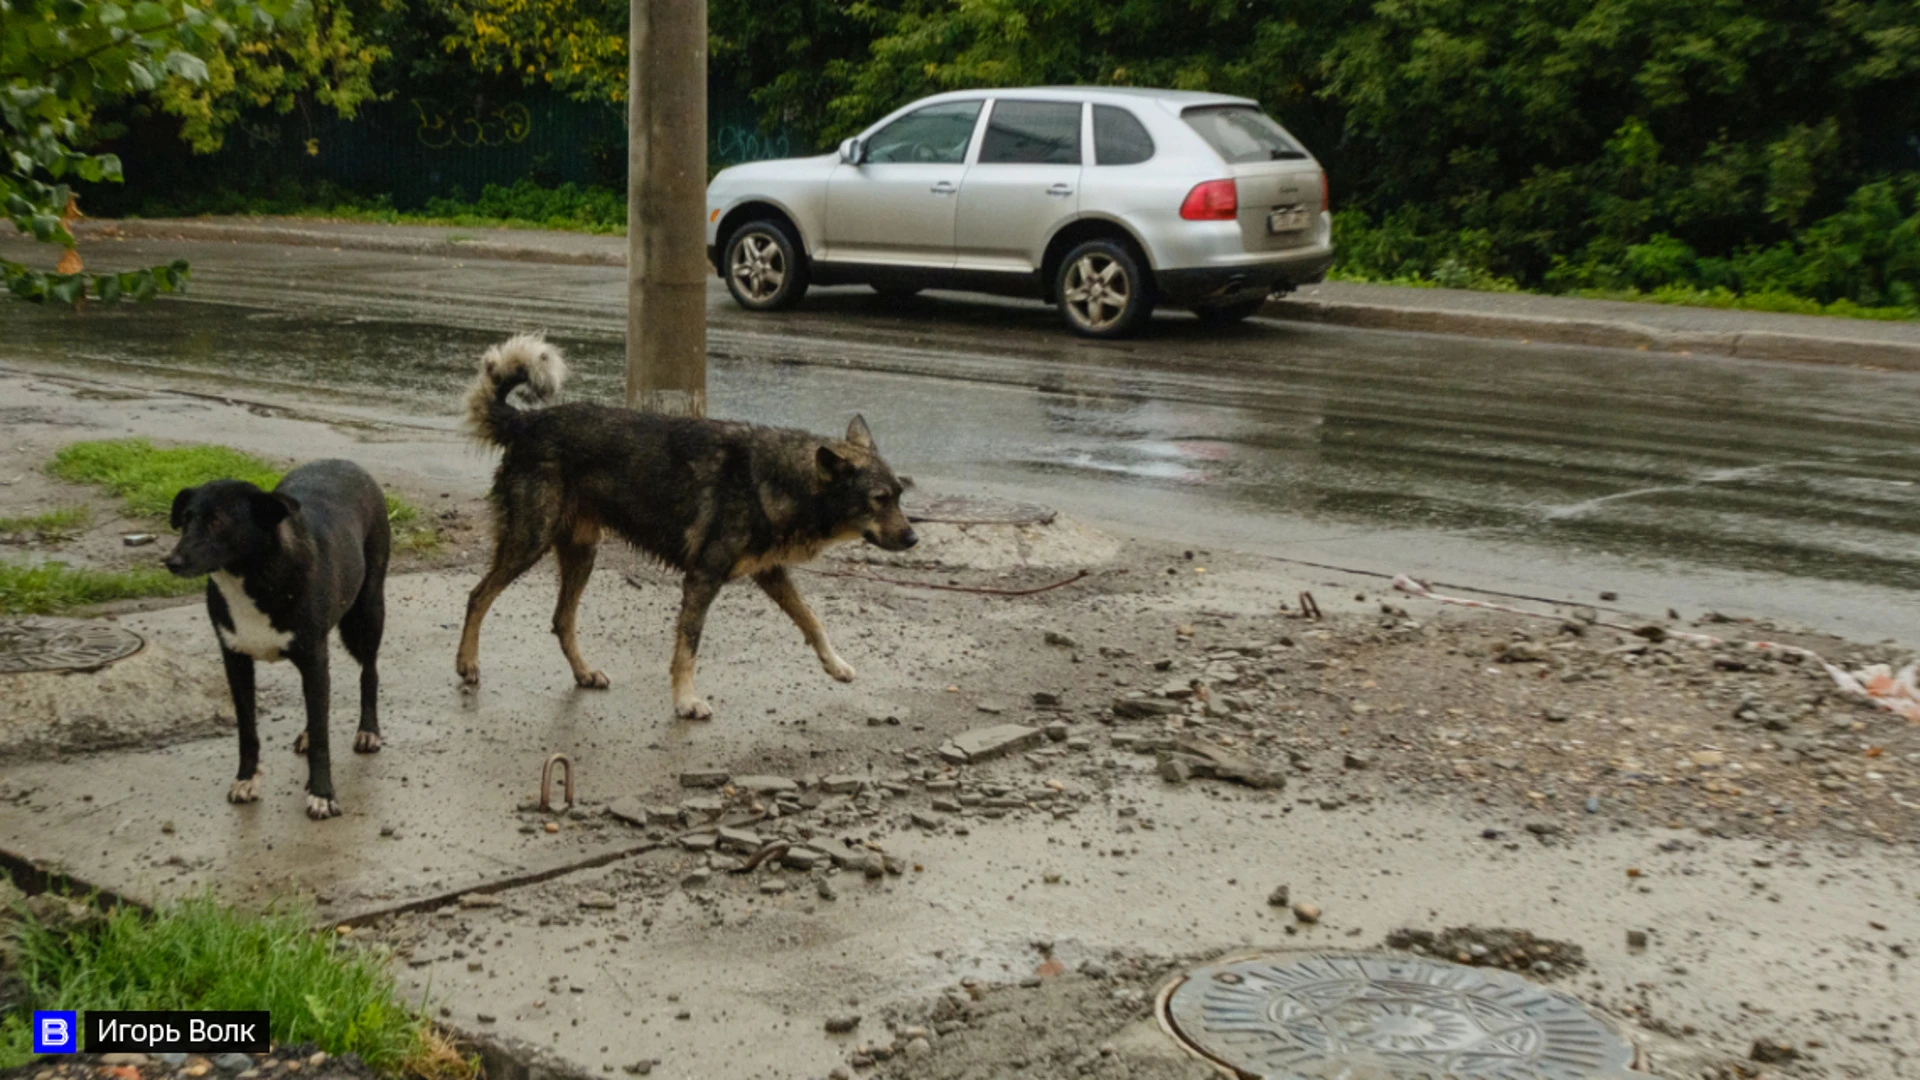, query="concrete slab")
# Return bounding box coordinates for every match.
[937,723,1041,764]
[0,563,986,914]
[372,783,1920,1080]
